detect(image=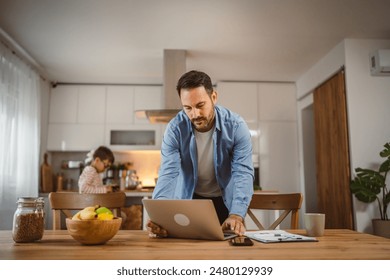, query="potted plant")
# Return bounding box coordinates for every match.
[350,142,390,238]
